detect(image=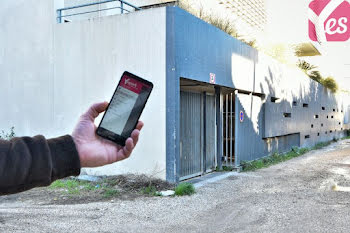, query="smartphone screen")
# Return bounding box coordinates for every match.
[97,72,153,145]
